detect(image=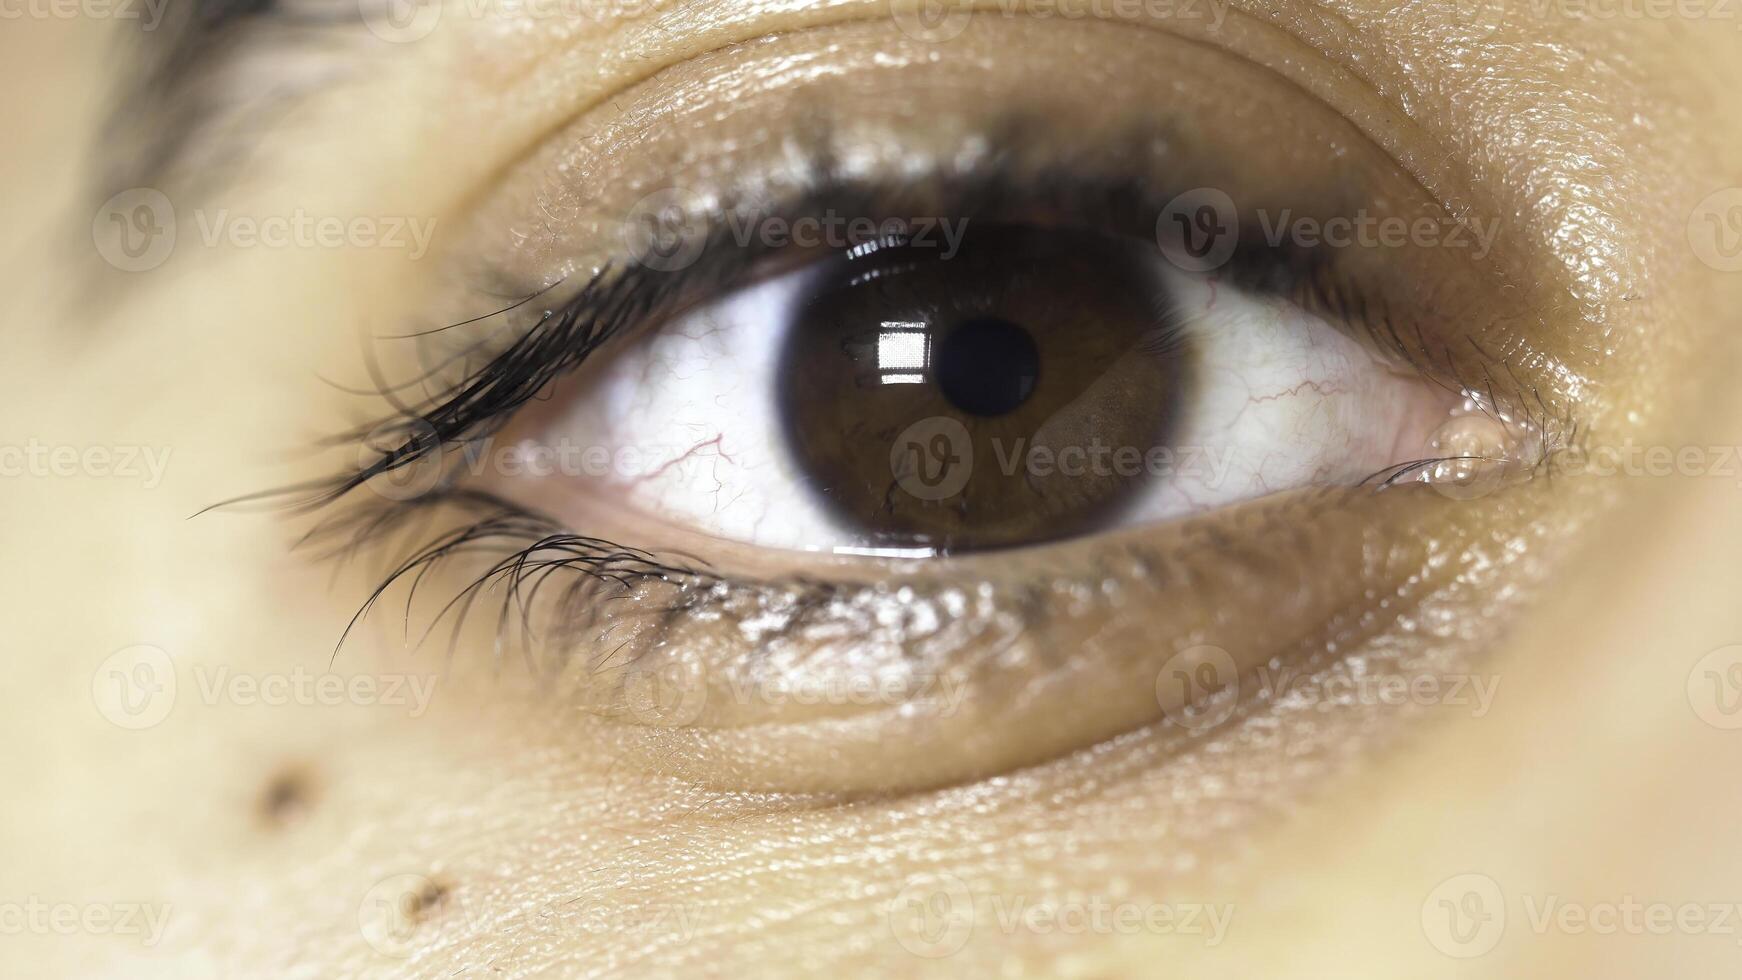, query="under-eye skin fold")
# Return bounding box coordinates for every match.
[285,15,1588,794]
